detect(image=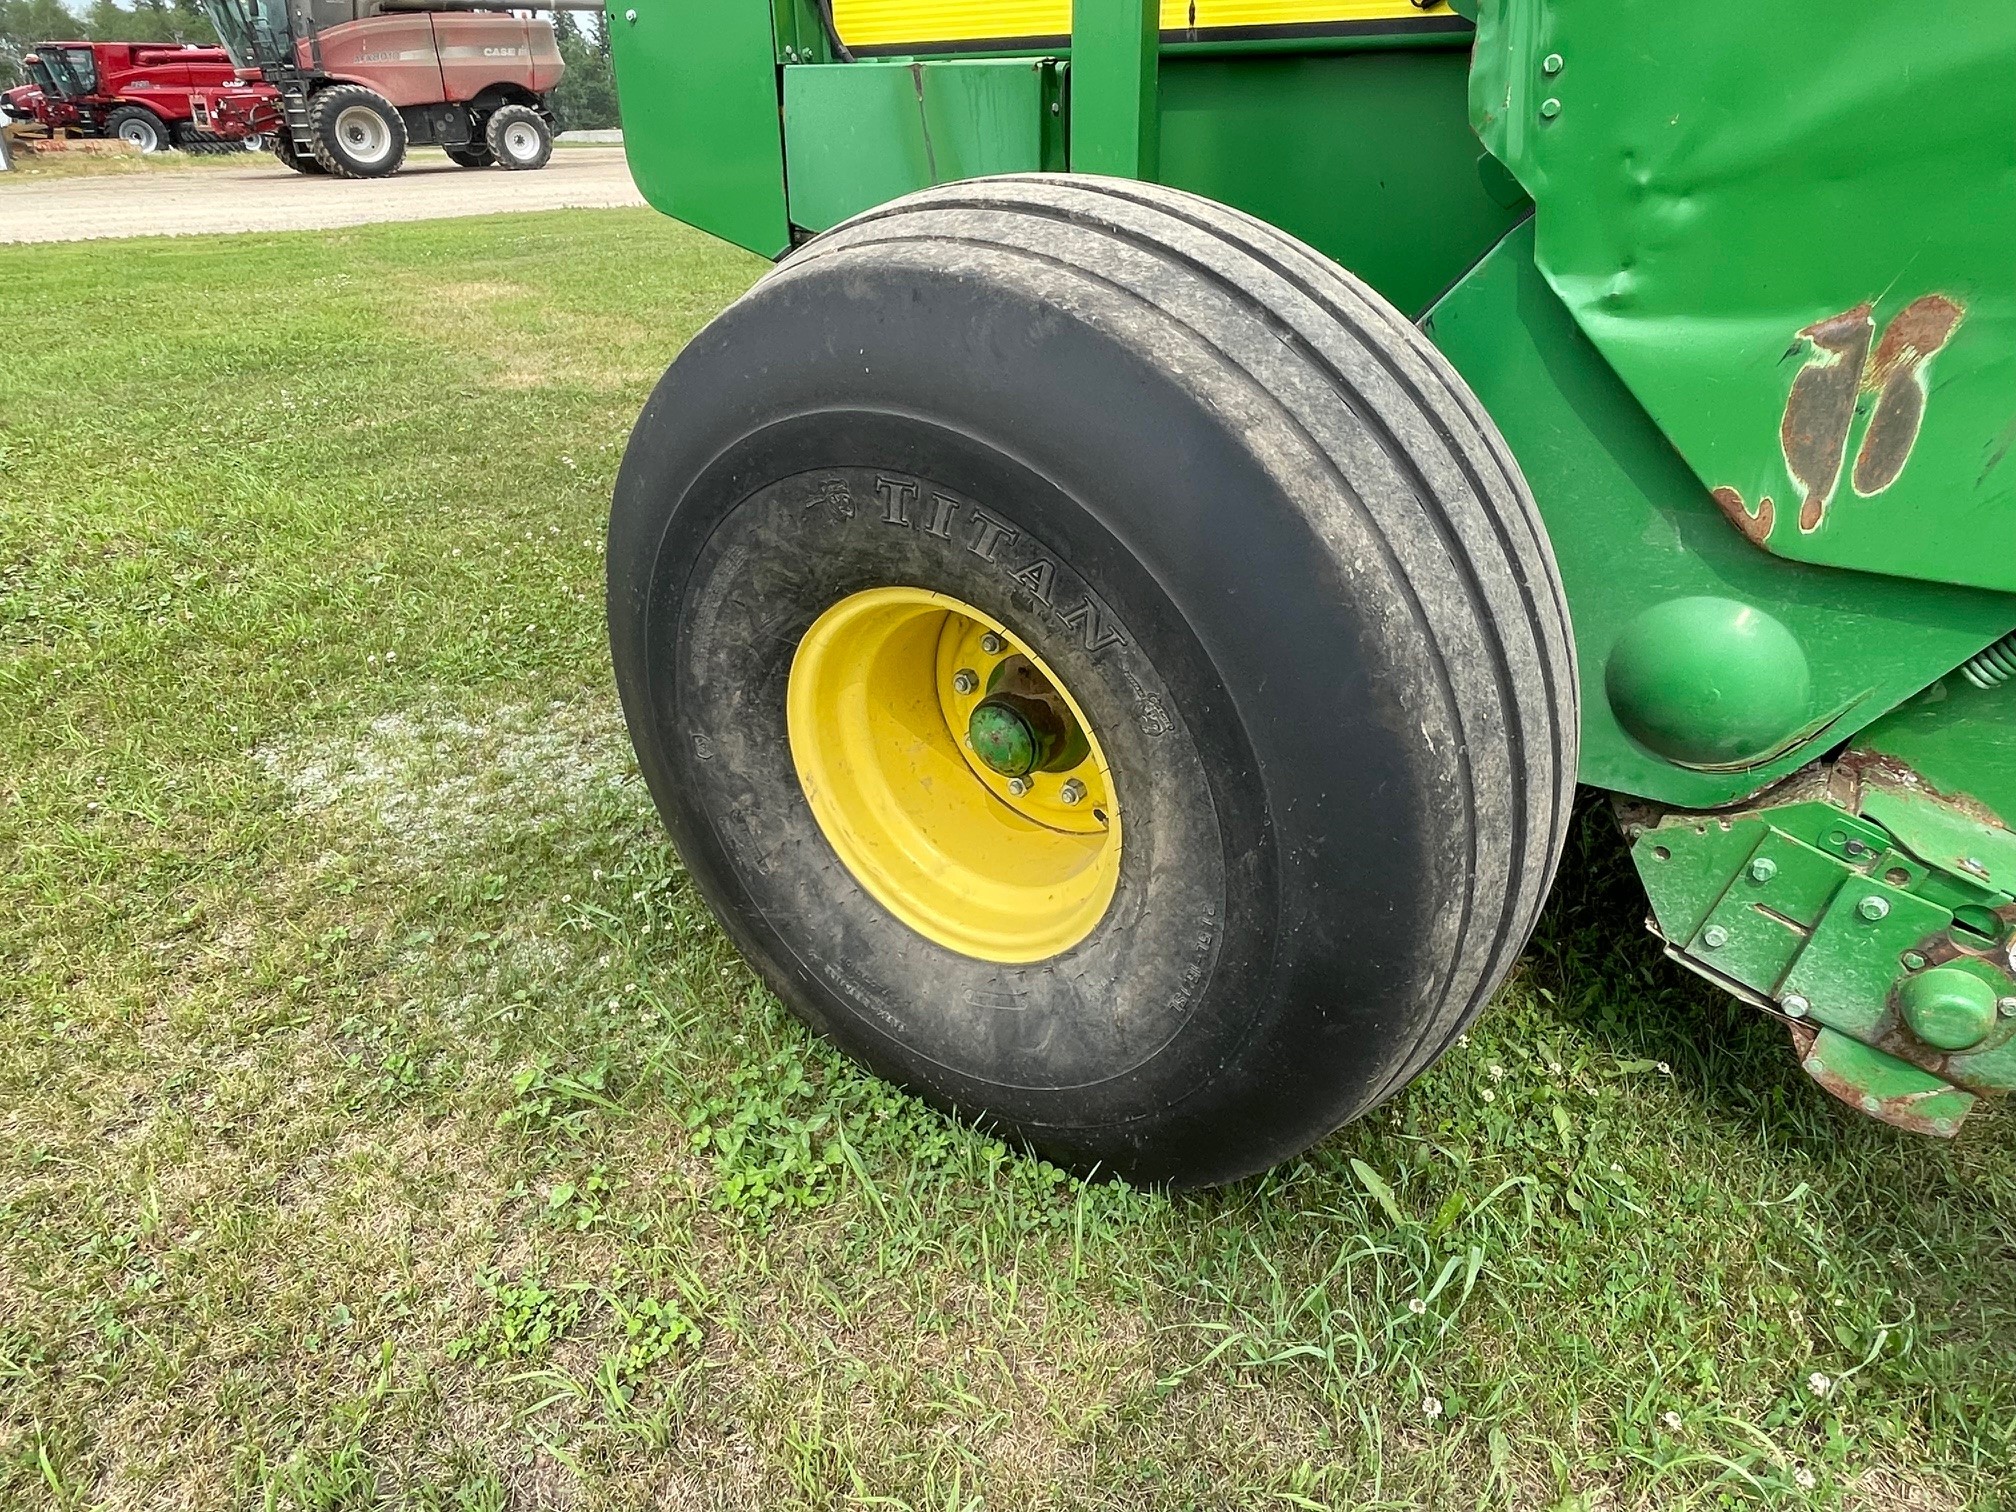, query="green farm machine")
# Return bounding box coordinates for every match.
[601,0,2016,1184]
